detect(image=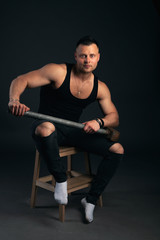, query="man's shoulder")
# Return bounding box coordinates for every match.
[44,63,67,71]
[98,79,108,88]
[97,80,110,99]
[40,63,68,84]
